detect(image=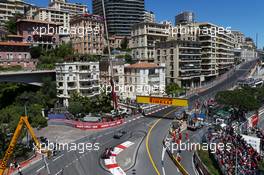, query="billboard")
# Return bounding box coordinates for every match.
[136,96,188,107]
